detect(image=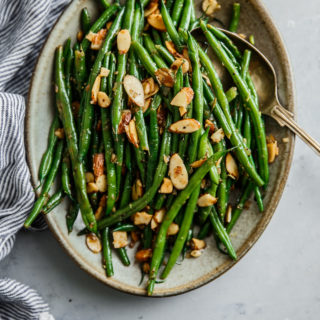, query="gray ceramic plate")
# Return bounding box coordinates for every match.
[26,0,295,296]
